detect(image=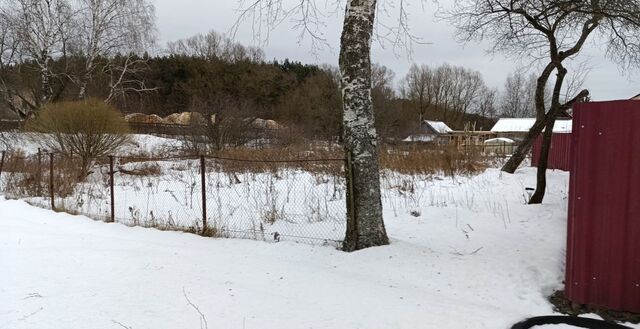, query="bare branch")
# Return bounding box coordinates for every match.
[183,288,208,329]
[231,0,429,56]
